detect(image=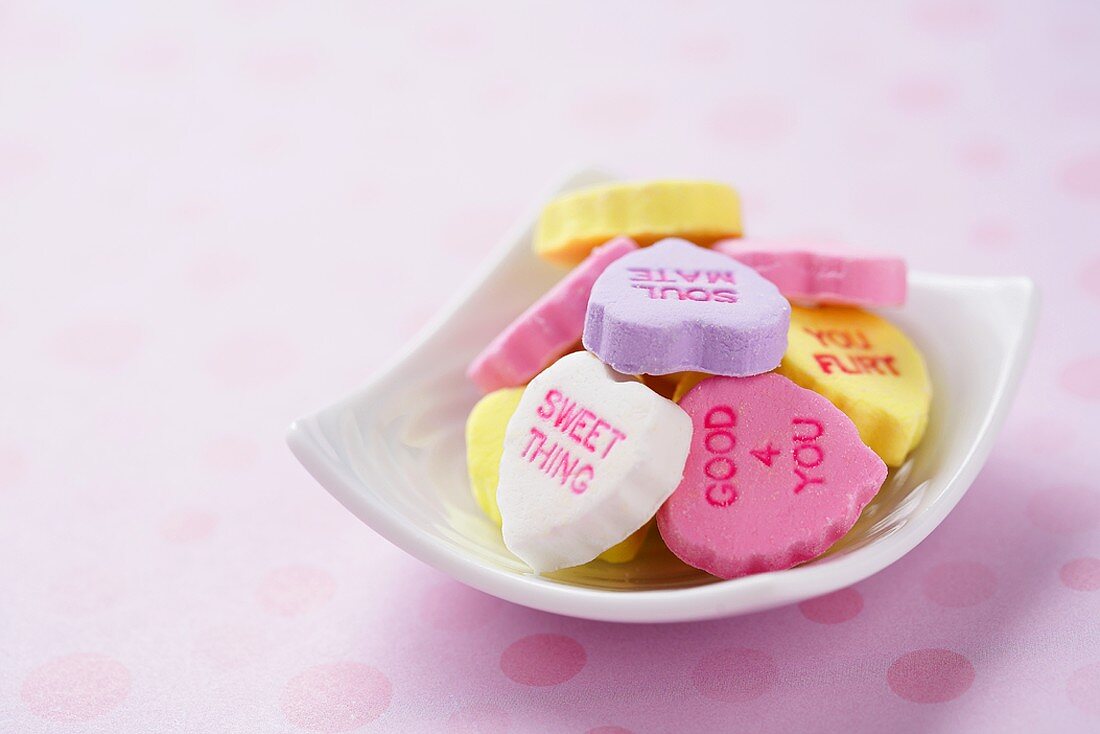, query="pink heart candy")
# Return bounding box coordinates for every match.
[657,373,887,579]
[467,237,638,392]
[714,238,907,307]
